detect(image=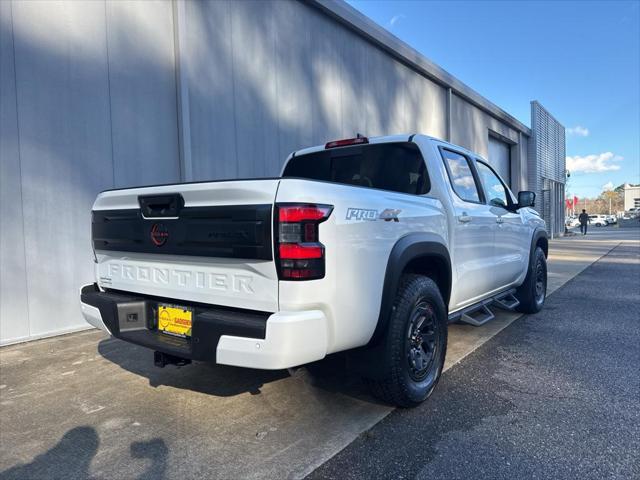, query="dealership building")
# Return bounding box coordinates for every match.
[623,184,640,211]
[0,0,565,345]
